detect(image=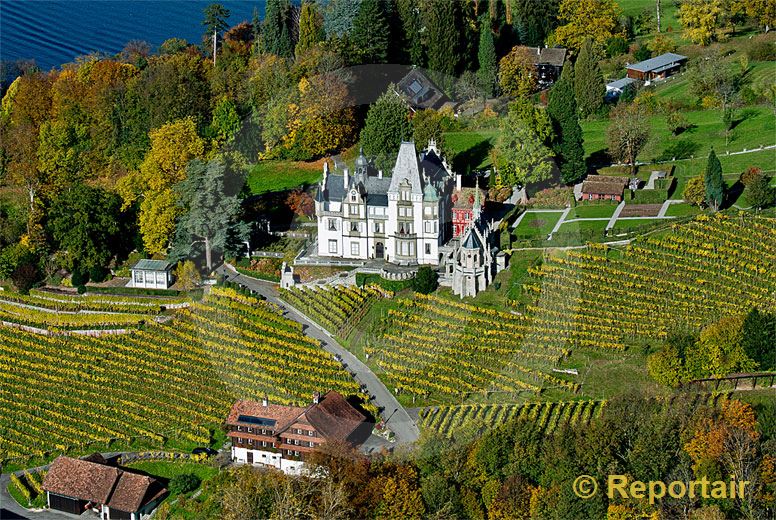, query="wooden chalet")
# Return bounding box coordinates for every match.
[626,53,687,82]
